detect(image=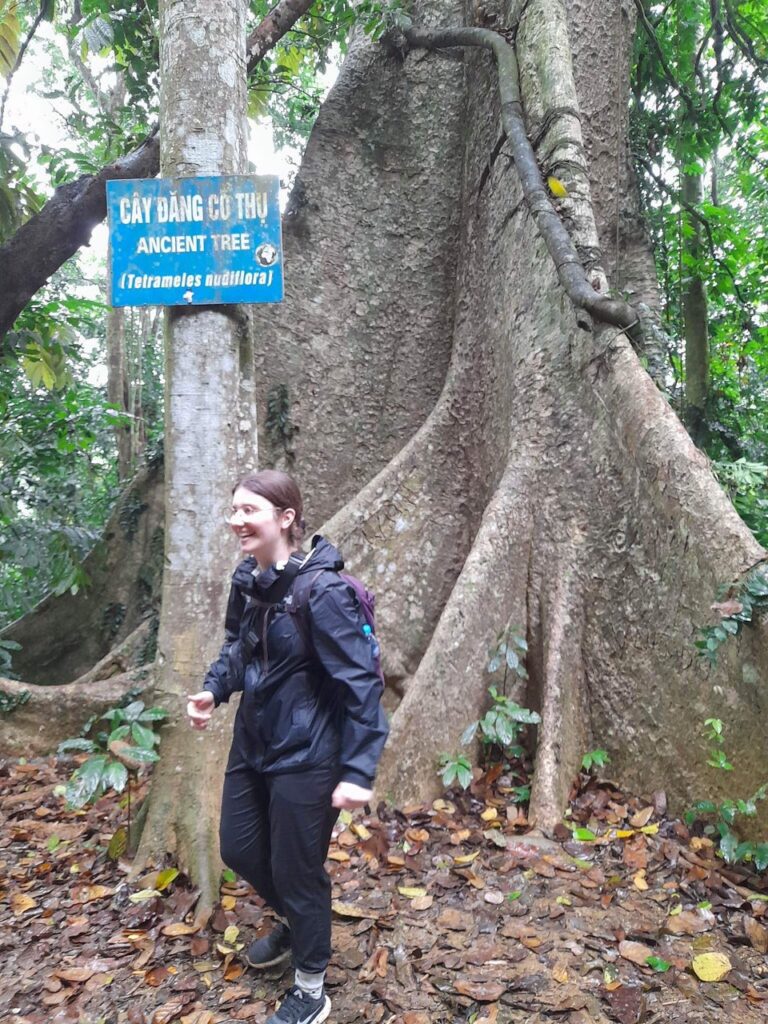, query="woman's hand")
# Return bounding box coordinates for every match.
[331,781,373,809]
[186,690,215,730]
